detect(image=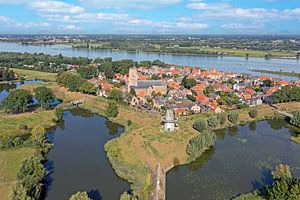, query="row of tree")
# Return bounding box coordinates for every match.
[0,52,166,77]
[273,86,300,103]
